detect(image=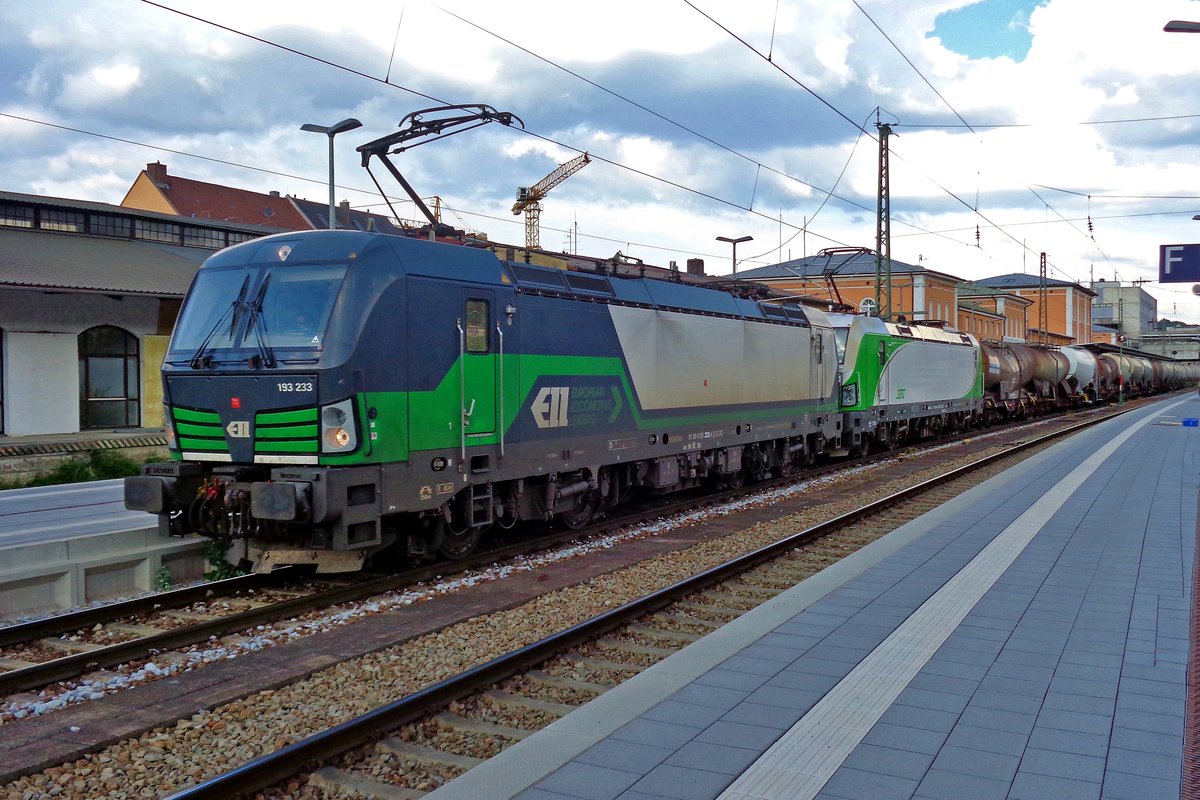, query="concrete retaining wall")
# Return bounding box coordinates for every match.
[0,528,207,621]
